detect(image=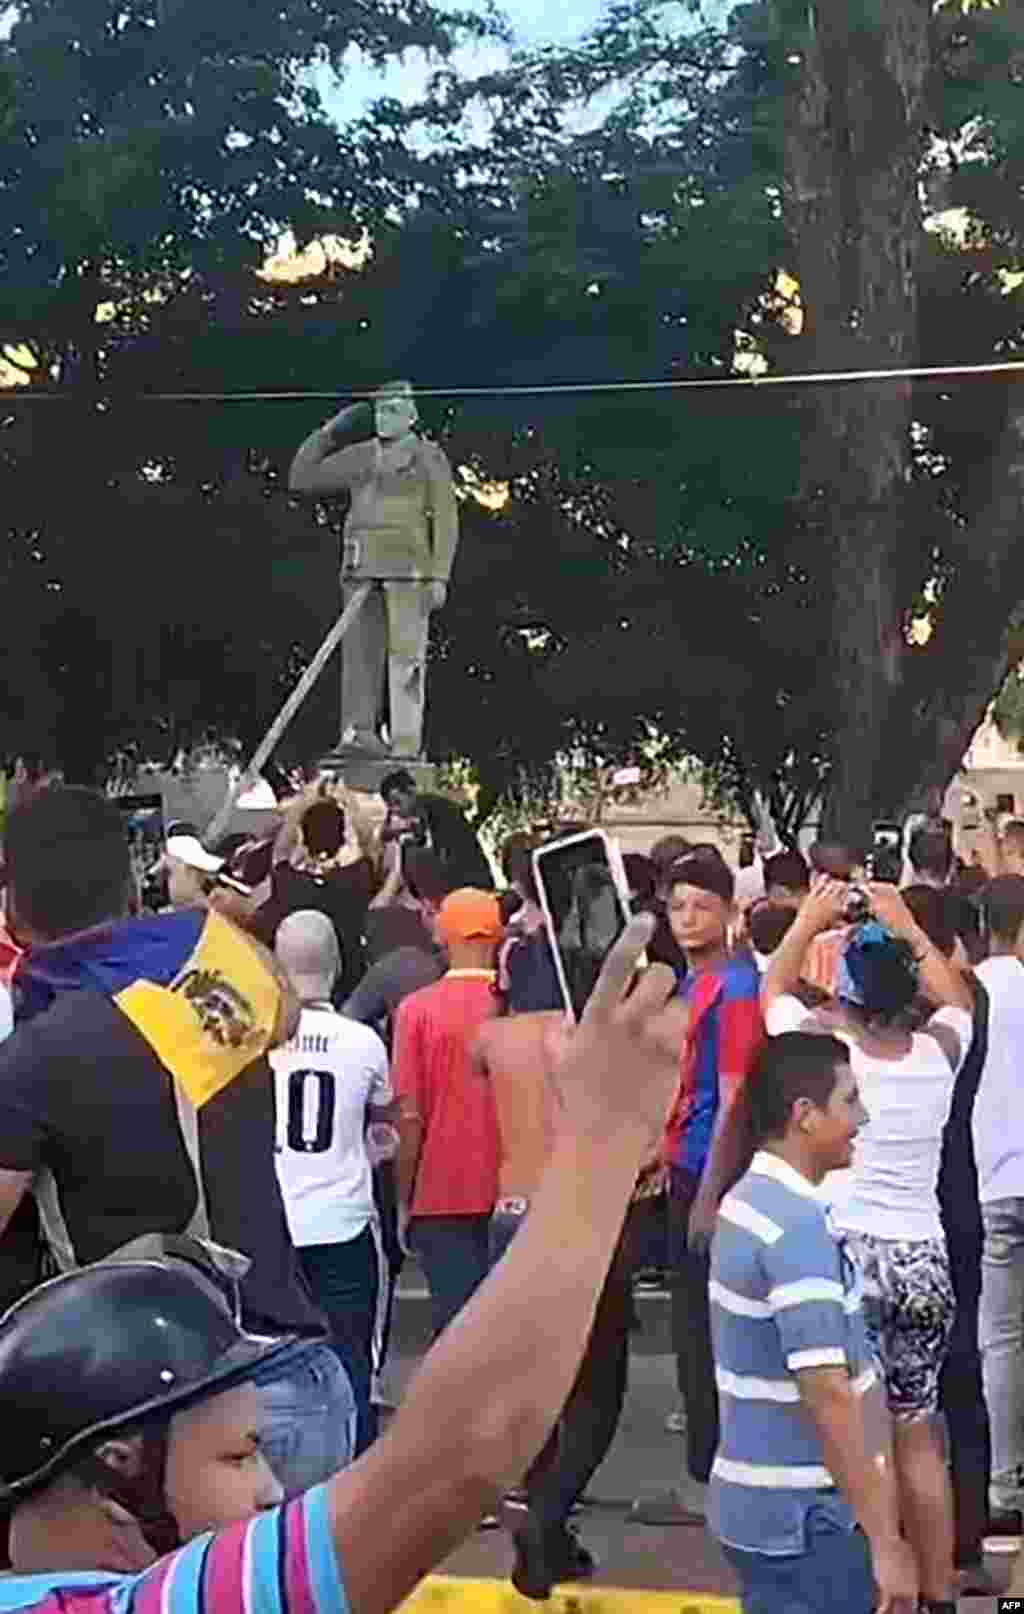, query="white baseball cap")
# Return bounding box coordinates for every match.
[153,823,224,877]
